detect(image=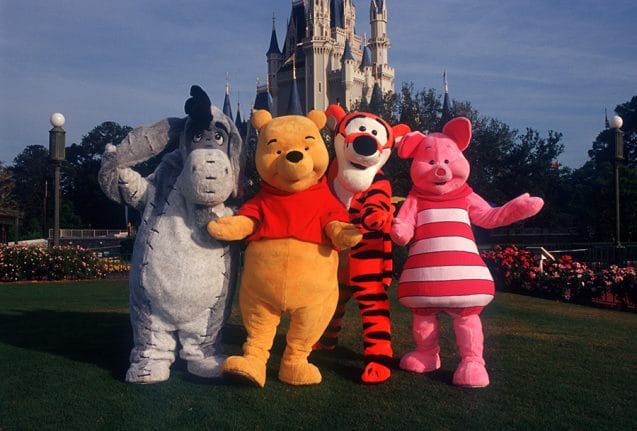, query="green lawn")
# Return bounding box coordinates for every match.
[0,280,635,430]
